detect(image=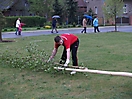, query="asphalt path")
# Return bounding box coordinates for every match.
[2,26,132,39]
